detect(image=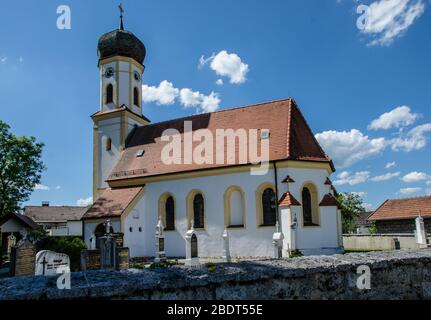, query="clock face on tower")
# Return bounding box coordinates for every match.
[104,67,114,78]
